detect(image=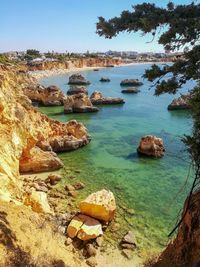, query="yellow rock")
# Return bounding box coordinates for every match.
[24,190,51,213]
[67,214,103,240]
[79,189,116,222]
